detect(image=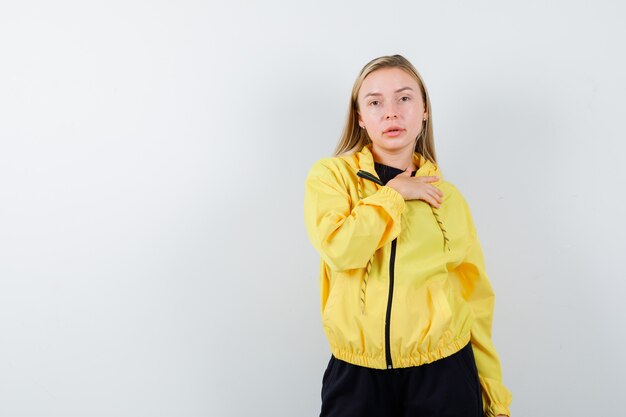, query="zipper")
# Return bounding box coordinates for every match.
[386,238,397,369]
[357,169,395,369]
[357,170,383,186]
